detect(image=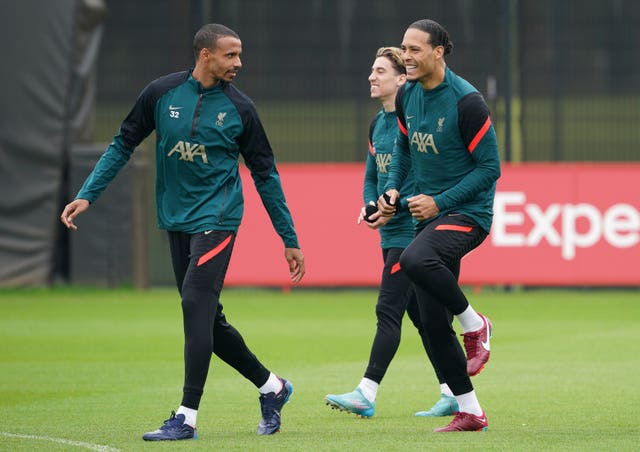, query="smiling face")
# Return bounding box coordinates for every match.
[369,56,404,102]
[194,35,242,87]
[401,27,445,89]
